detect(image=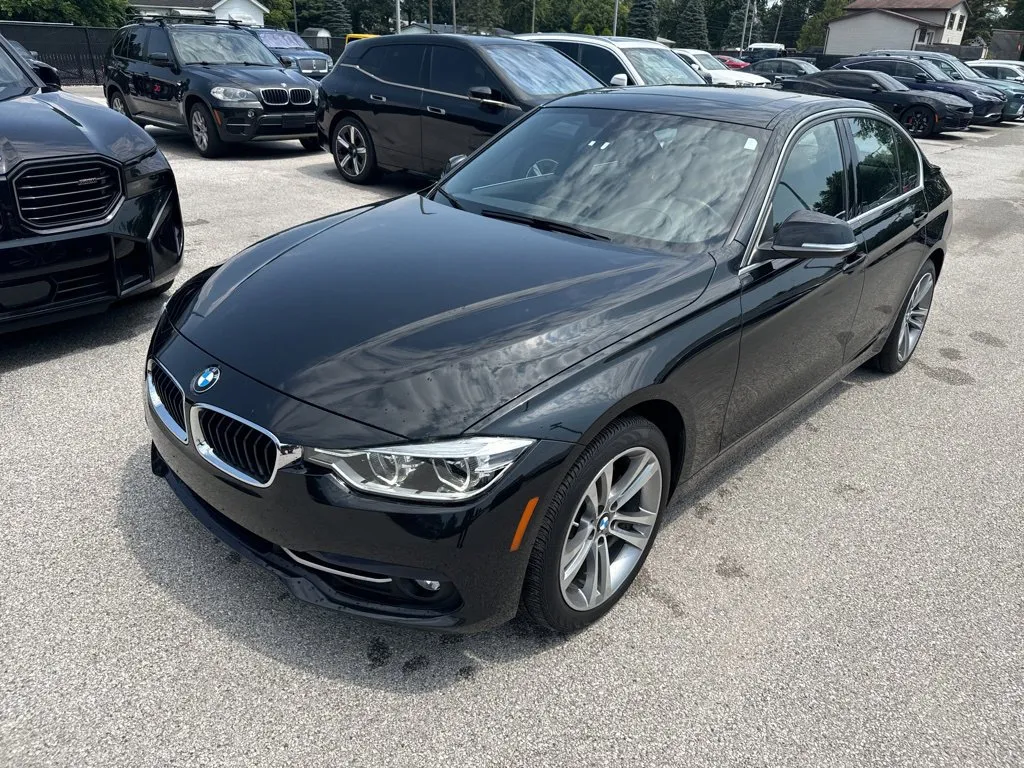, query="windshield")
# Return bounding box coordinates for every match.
[918,60,952,82]
[623,46,704,85]
[693,52,726,70]
[0,45,32,98]
[482,44,602,98]
[257,29,308,49]
[171,29,280,65]
[437,107,766,251]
